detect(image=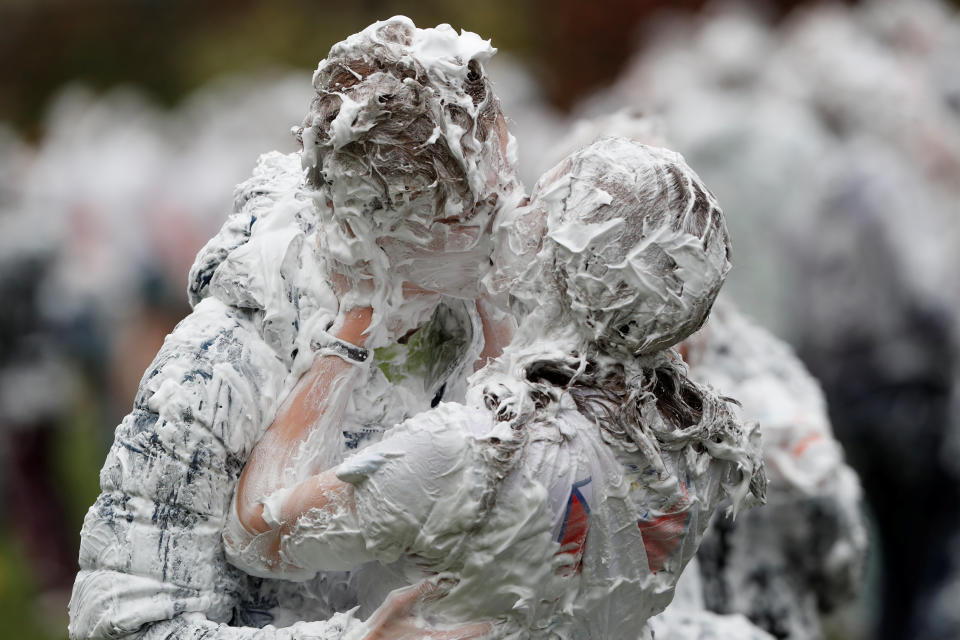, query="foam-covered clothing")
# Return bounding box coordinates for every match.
[68,295,364,639]
[649,559,775,640]
[231,377,761,639]
[68,152,482,639]
[683,300,867,640]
